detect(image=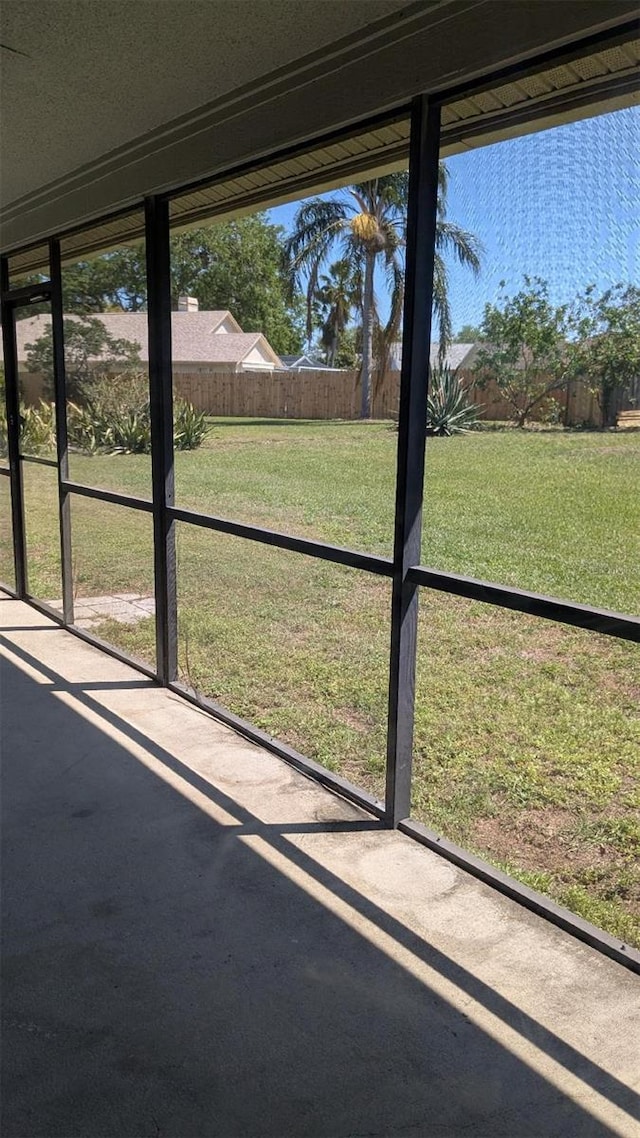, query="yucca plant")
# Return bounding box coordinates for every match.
[67,402,101,454]
[19,402,57,454]
[66,389,208,455]
[173,400,210,450]
[426,365,482,435]
[106,408,152,454]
